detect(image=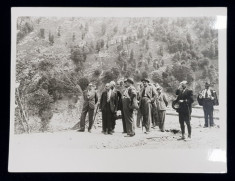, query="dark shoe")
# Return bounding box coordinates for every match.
[203,125,208,128]
[104,131,108,135]
[88,129,92,133]
[144,131,150,134]
[108,132,113,135]
[77,129,85,132]
[129,133,135,137]
[161,130,165,132]
[122,132,127,134]
[177,136,186,140]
